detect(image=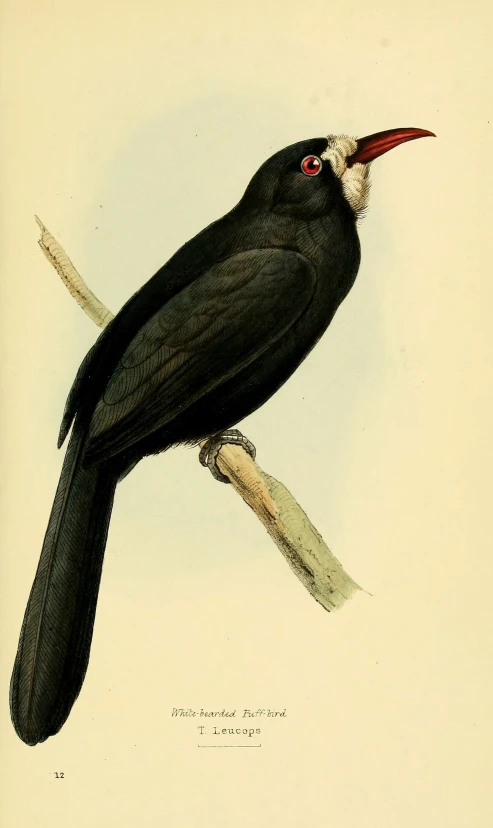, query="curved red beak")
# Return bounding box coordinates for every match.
[346,127,435,167]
